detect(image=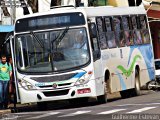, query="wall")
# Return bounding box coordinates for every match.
[149,21,160,59]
